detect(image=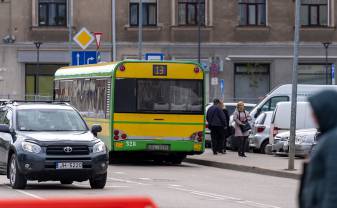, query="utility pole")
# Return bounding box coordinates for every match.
[111,0,116,61]
[323,42,331,85]
[288,0,301,170]
[197,0,201,64]
[34,41,42,99]
[138,0,143,60]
